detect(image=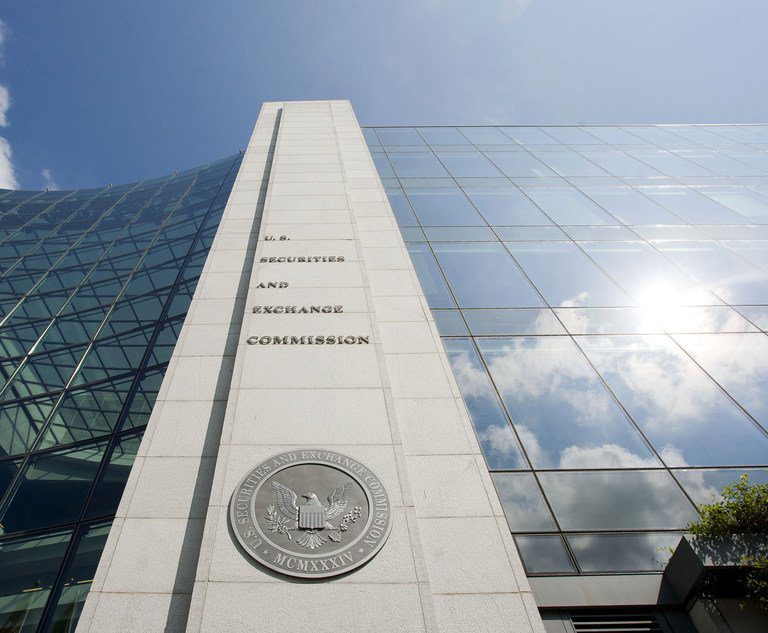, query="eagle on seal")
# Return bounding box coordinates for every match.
[270,481,352,549]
